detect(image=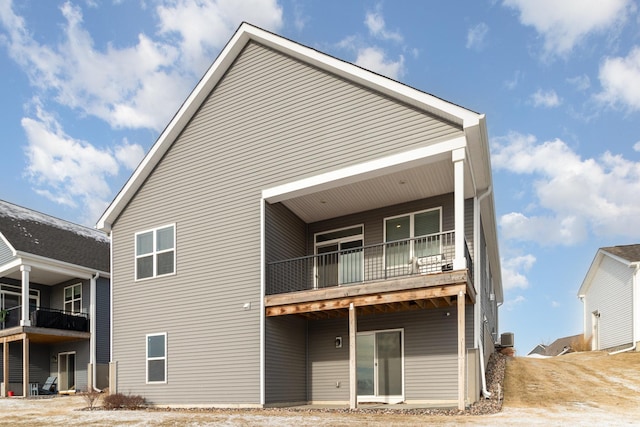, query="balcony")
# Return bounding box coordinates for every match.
[267,231,472,296]
[1,306,89,333]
